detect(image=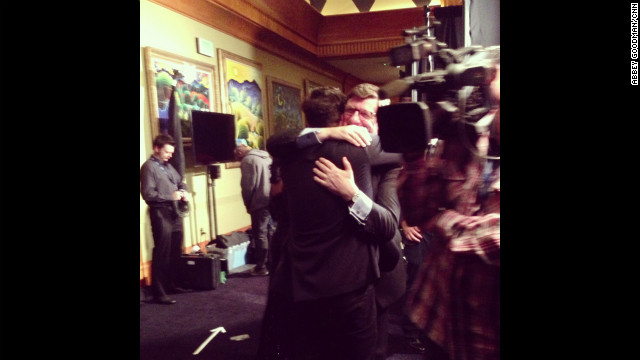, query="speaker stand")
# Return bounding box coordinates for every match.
[206,164,220,241]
